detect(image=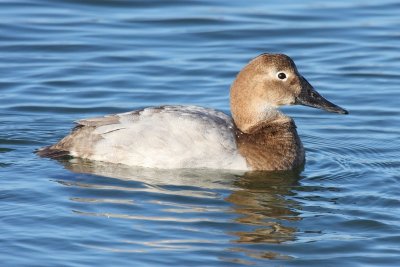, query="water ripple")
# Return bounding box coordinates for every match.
[1,0,400,266]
